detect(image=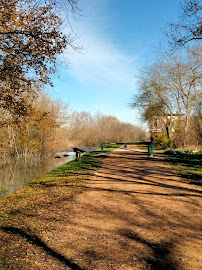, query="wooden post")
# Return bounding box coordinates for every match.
[148,143,150,156]
[79,151,81,161]
[76,150,79,161]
